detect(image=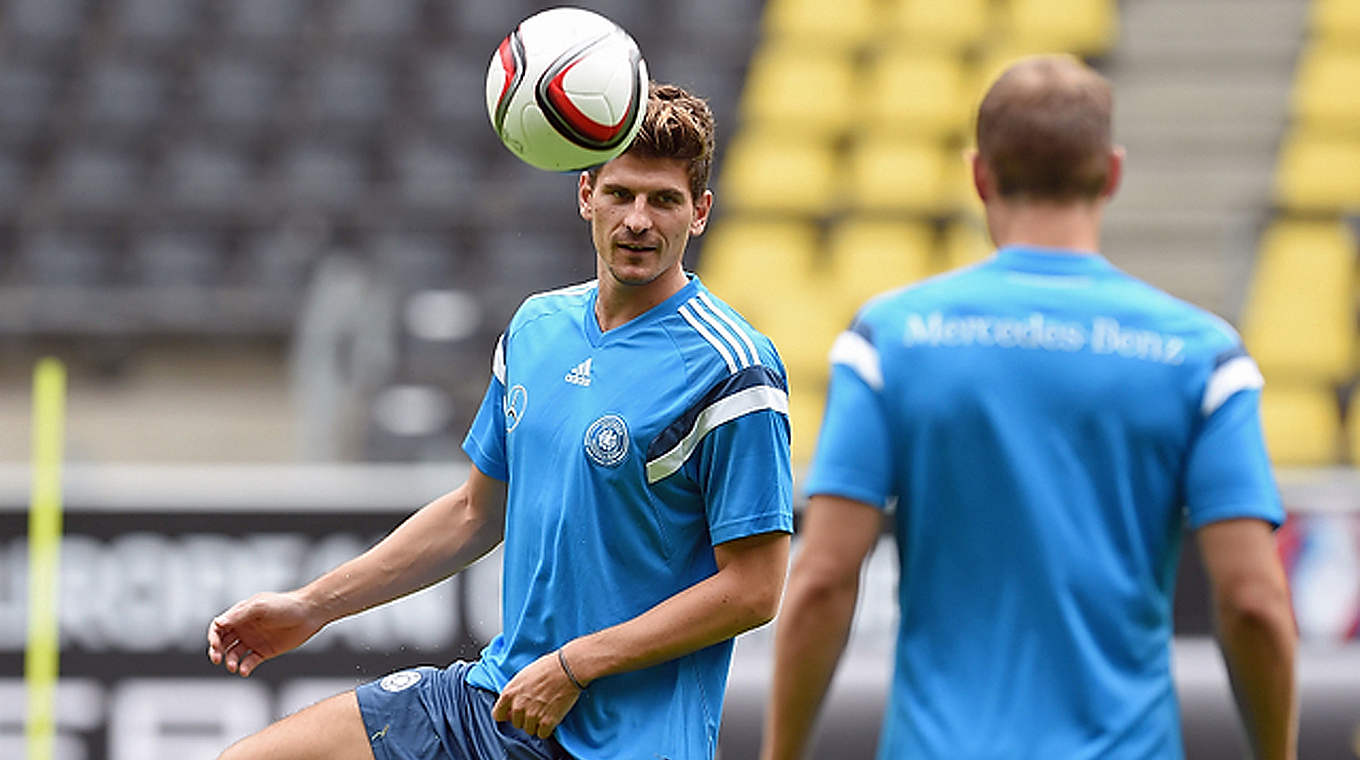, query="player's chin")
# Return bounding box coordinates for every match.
[607,252,664,285]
